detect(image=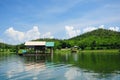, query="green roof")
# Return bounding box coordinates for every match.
[46,42,54,47]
